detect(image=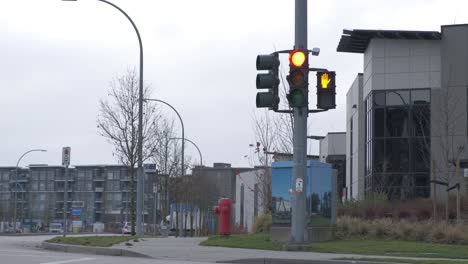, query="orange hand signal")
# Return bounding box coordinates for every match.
[321,73,331,88]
